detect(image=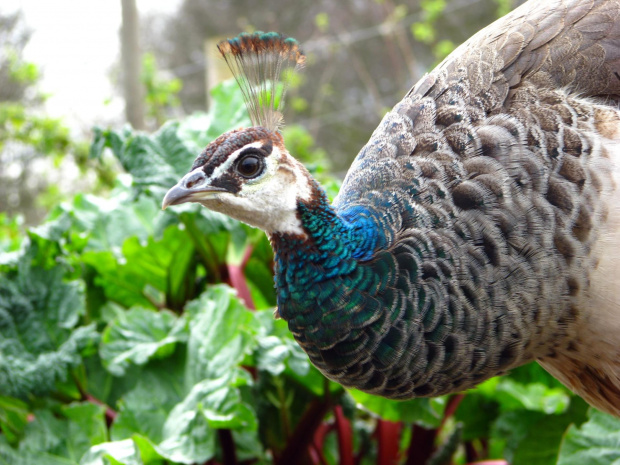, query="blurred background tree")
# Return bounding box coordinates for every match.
[0,10,117,225]
[140,0,525,172]
[0,10,71,224]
